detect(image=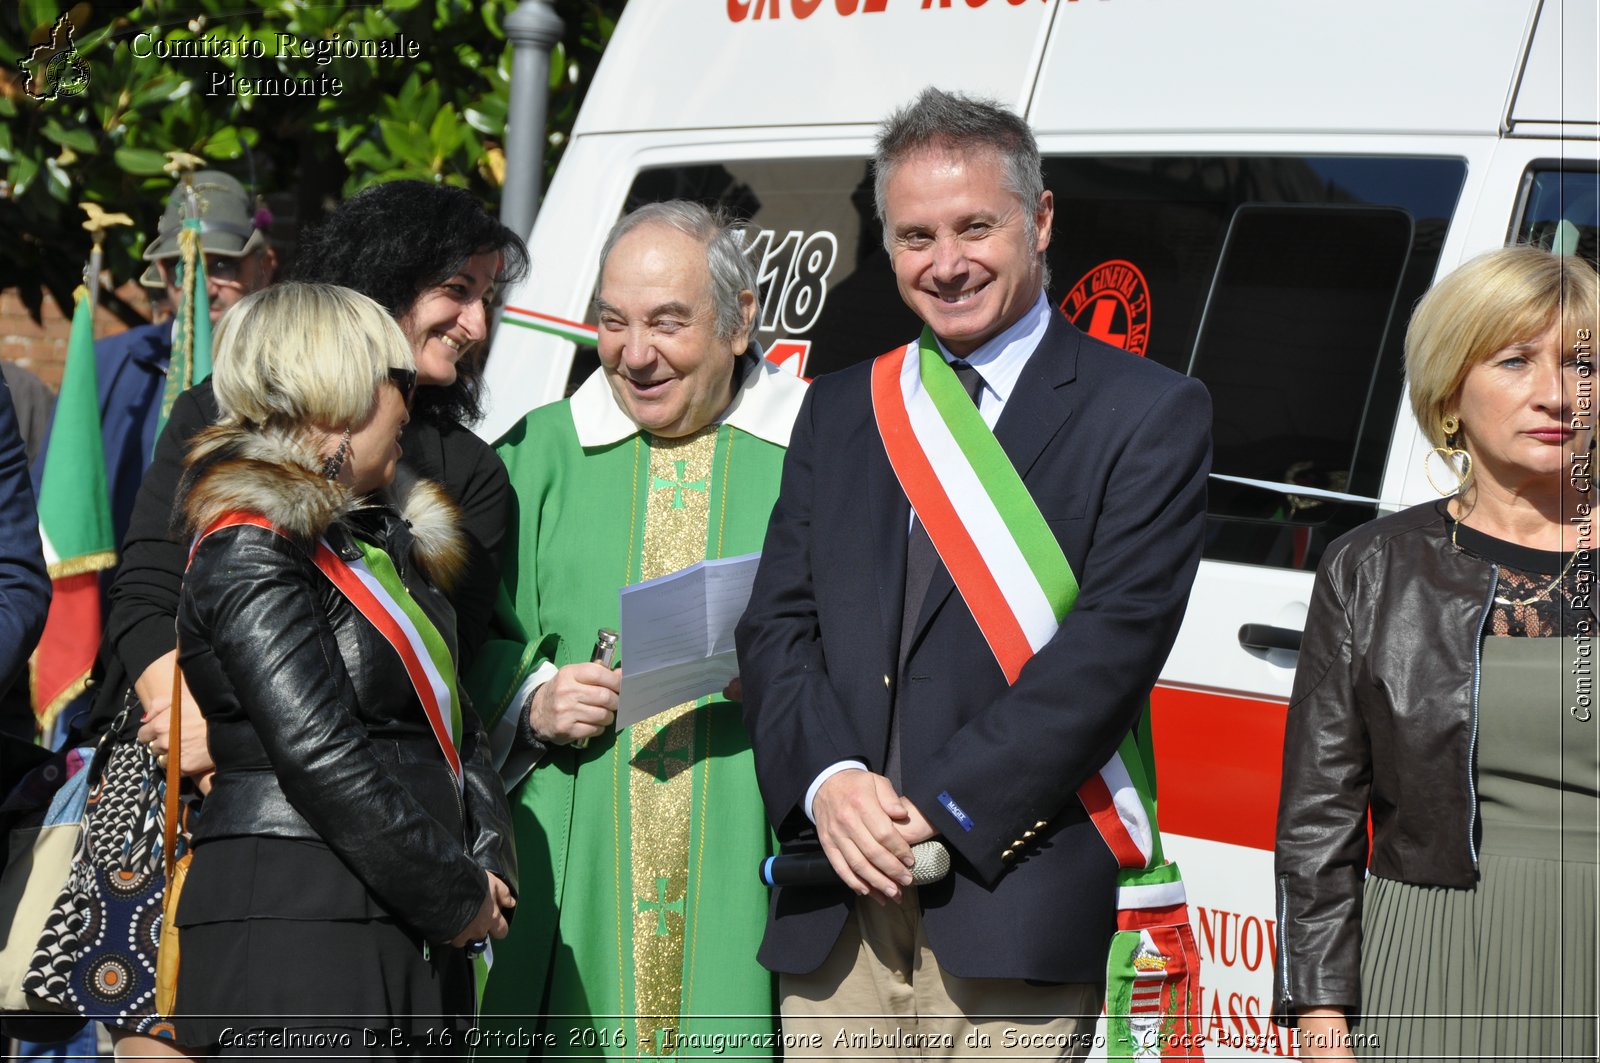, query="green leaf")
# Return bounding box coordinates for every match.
[109,34,134,82]
[397,71,422,111]
[130,76,190,110]
[378,119,430,163]
[463,102,505,136]
[344,140,394,173]
[429,102,462,156]
[41,119,95,153]
[19,0,60,38]
[72,24,114,56]
[548,42,568,90]
[12,154,39,196]
[336,124,365,152]
[201,126,246,160]
[44,157,72,201]
[417,80,442,120]
[113,147,168,175]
